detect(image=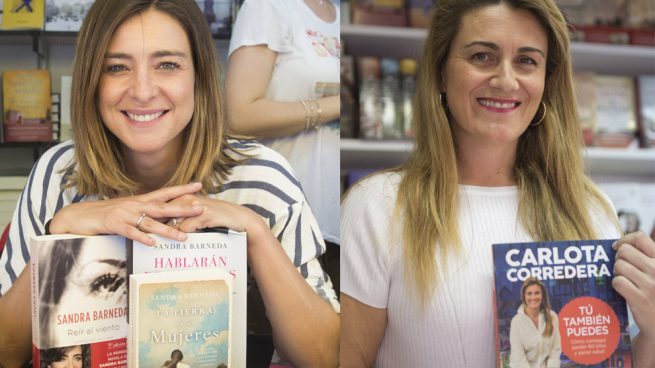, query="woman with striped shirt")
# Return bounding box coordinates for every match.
[0,1,339,367]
